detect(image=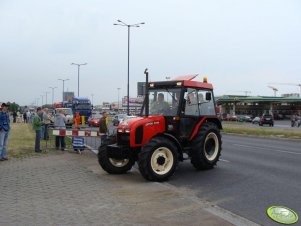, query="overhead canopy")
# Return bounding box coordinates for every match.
[216,96,301,104]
